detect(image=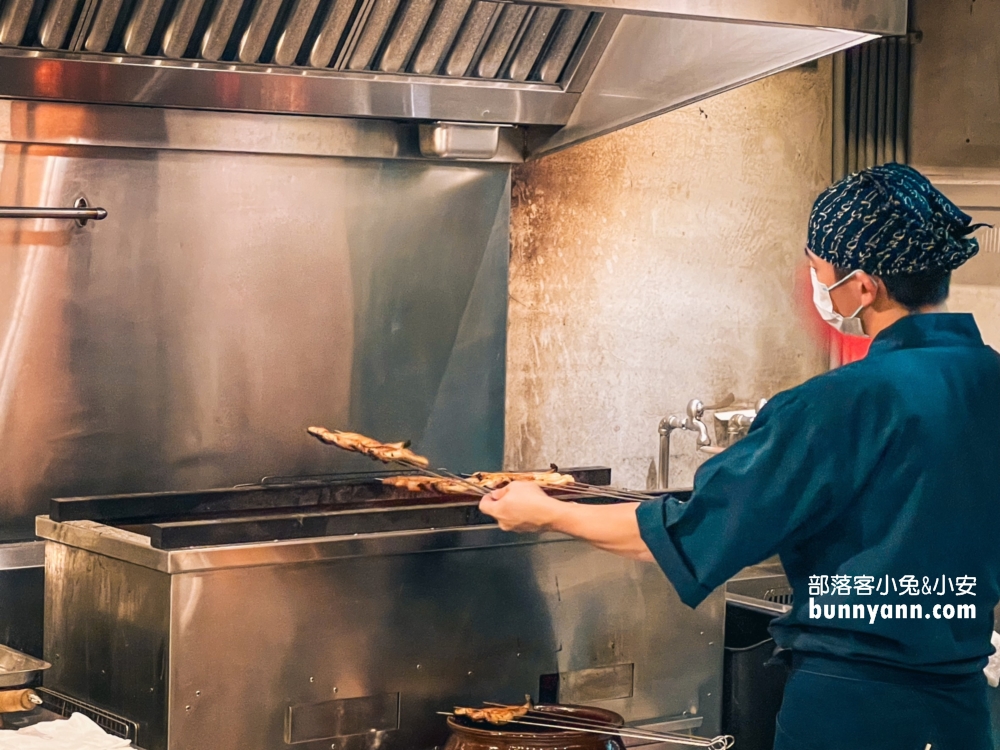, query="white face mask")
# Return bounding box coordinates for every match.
[810,268,868,337]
